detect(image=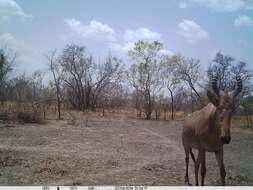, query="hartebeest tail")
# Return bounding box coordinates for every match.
[182,76,242,186]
